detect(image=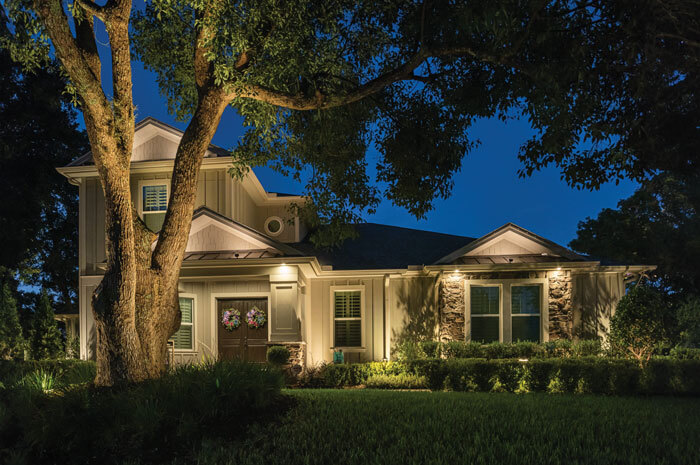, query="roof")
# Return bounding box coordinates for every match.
[184,249,282,261]
[66,117,231,167]
[291,223,476,270]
